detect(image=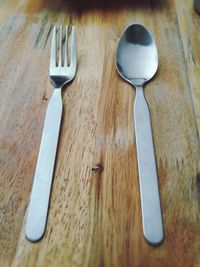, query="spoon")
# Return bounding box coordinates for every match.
[116,24,164,246]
